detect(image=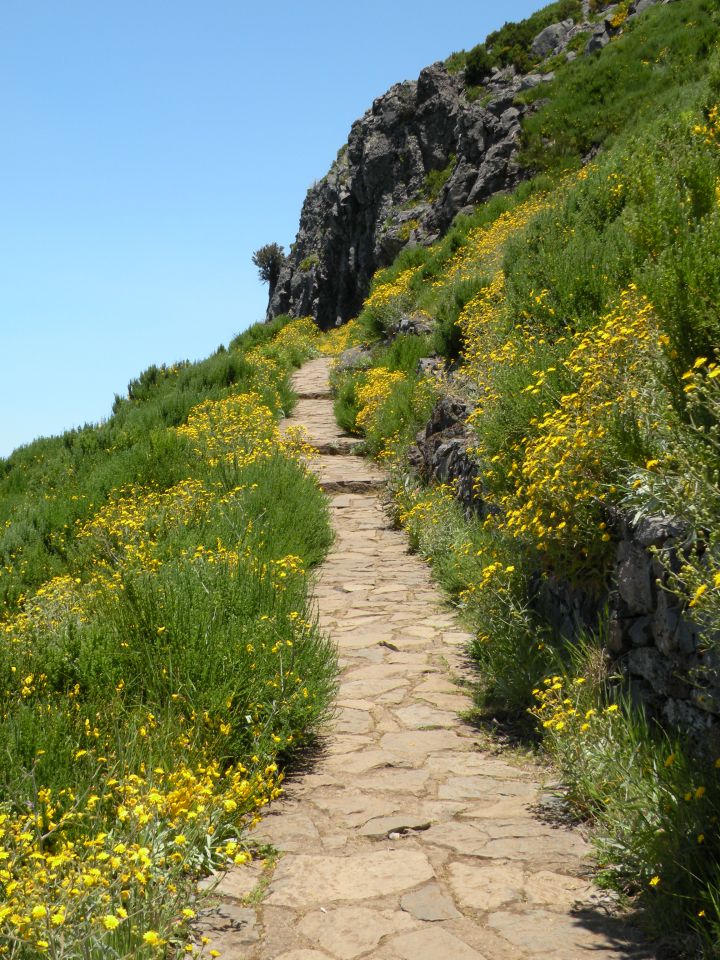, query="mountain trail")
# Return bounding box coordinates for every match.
[199,357,653,960]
